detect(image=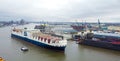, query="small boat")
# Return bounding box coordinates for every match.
[21,47,28,51]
